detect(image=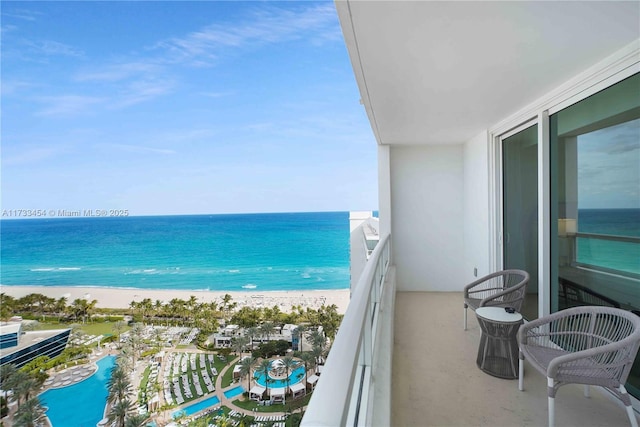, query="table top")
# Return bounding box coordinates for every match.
[476,307,523,323]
